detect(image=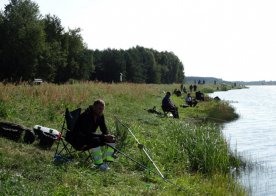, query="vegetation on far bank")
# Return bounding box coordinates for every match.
[0,82,247,195]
